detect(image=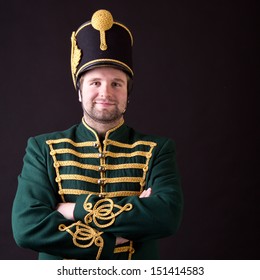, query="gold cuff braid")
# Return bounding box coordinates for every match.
[114,241,135,260]
[59,221,104,260]
[83,194,133,228]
